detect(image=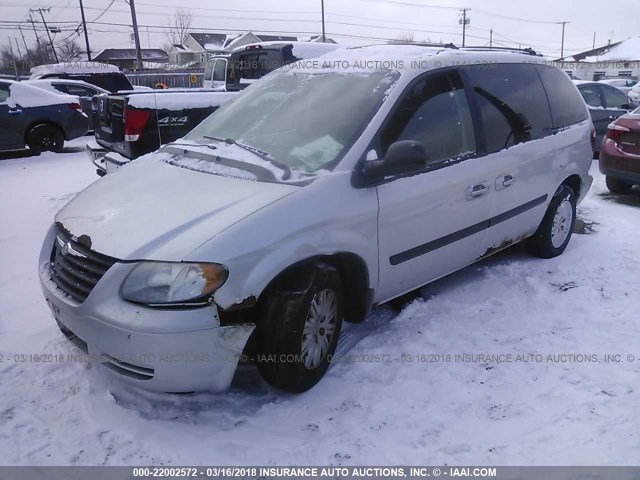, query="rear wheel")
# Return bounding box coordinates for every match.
[256,263,343,392]
[606,176,633,194]
[526,186,576,259]
[27,124,64,154]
